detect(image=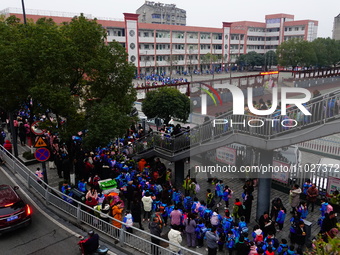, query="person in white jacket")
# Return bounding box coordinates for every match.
[168,225,182,254]
[142,191,153,221]
[289,184,302,214]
